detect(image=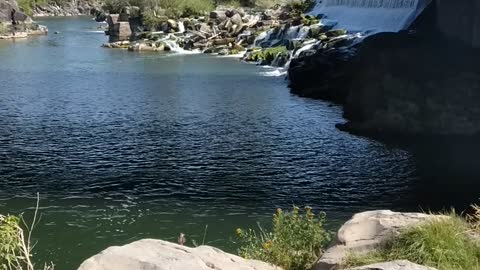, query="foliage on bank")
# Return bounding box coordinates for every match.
[102,0,314,19]
[236,206,332,270]
[0,195,53,270]
[344,209,480,270]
